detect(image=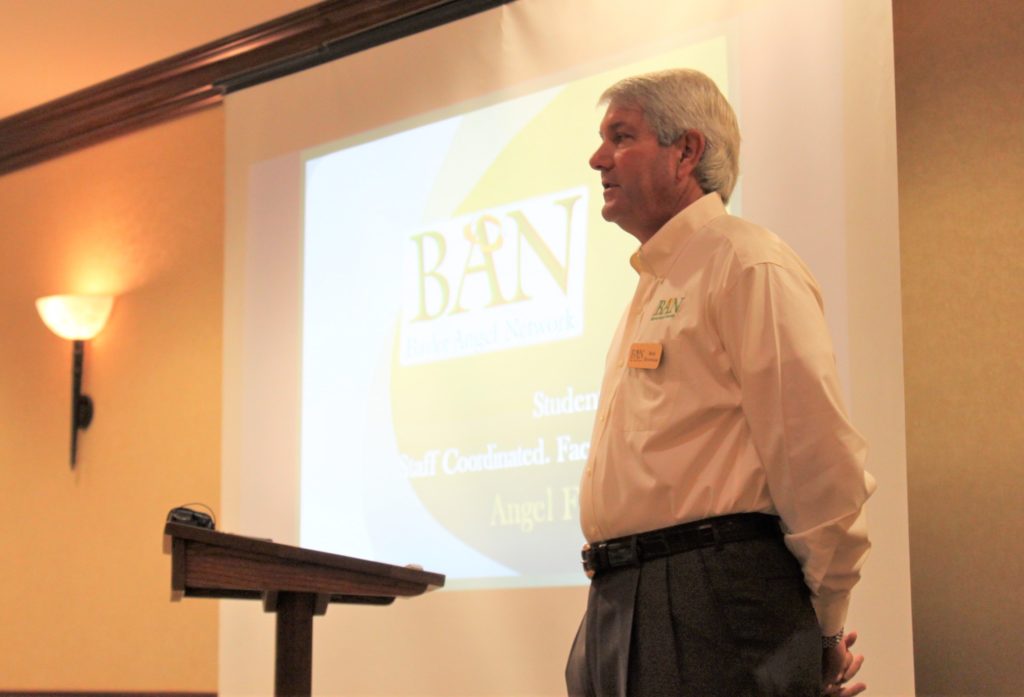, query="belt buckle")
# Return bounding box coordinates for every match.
[581,543,597,578]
